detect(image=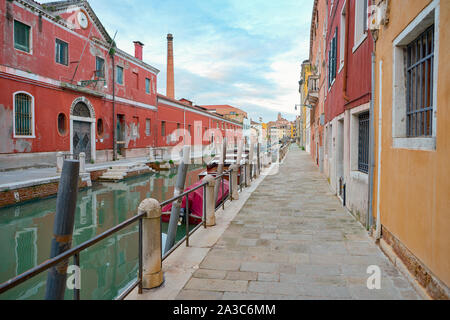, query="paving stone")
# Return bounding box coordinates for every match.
[225,271,258,281]
[185,278,248,293]
[200,256,241,271]
[240,262,279,273]
[176,289,224,300]
[193,269,227,280]
[258,273,280,282]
